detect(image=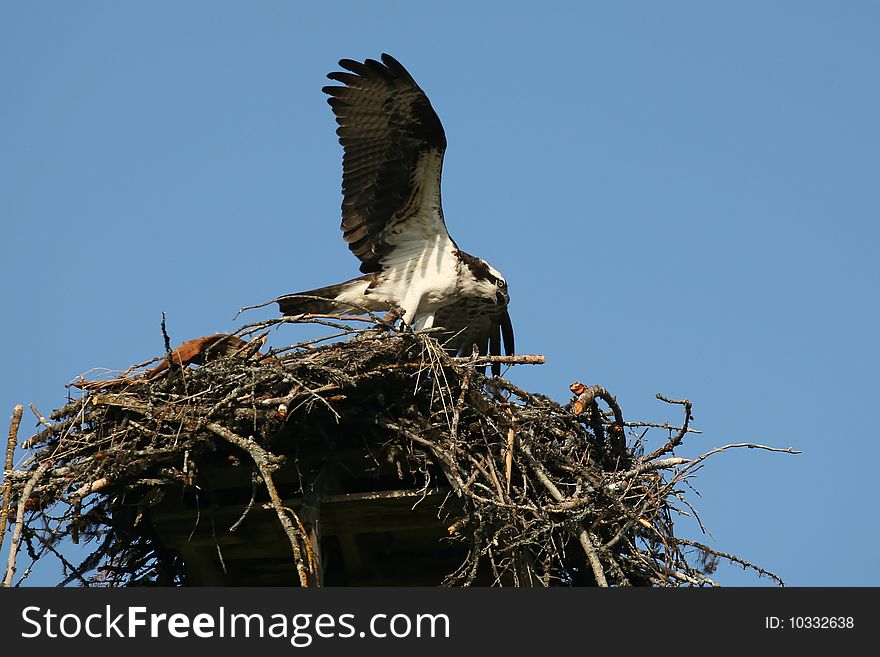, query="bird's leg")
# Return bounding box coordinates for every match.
[413,313,435,331]
[399,287,424,332]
